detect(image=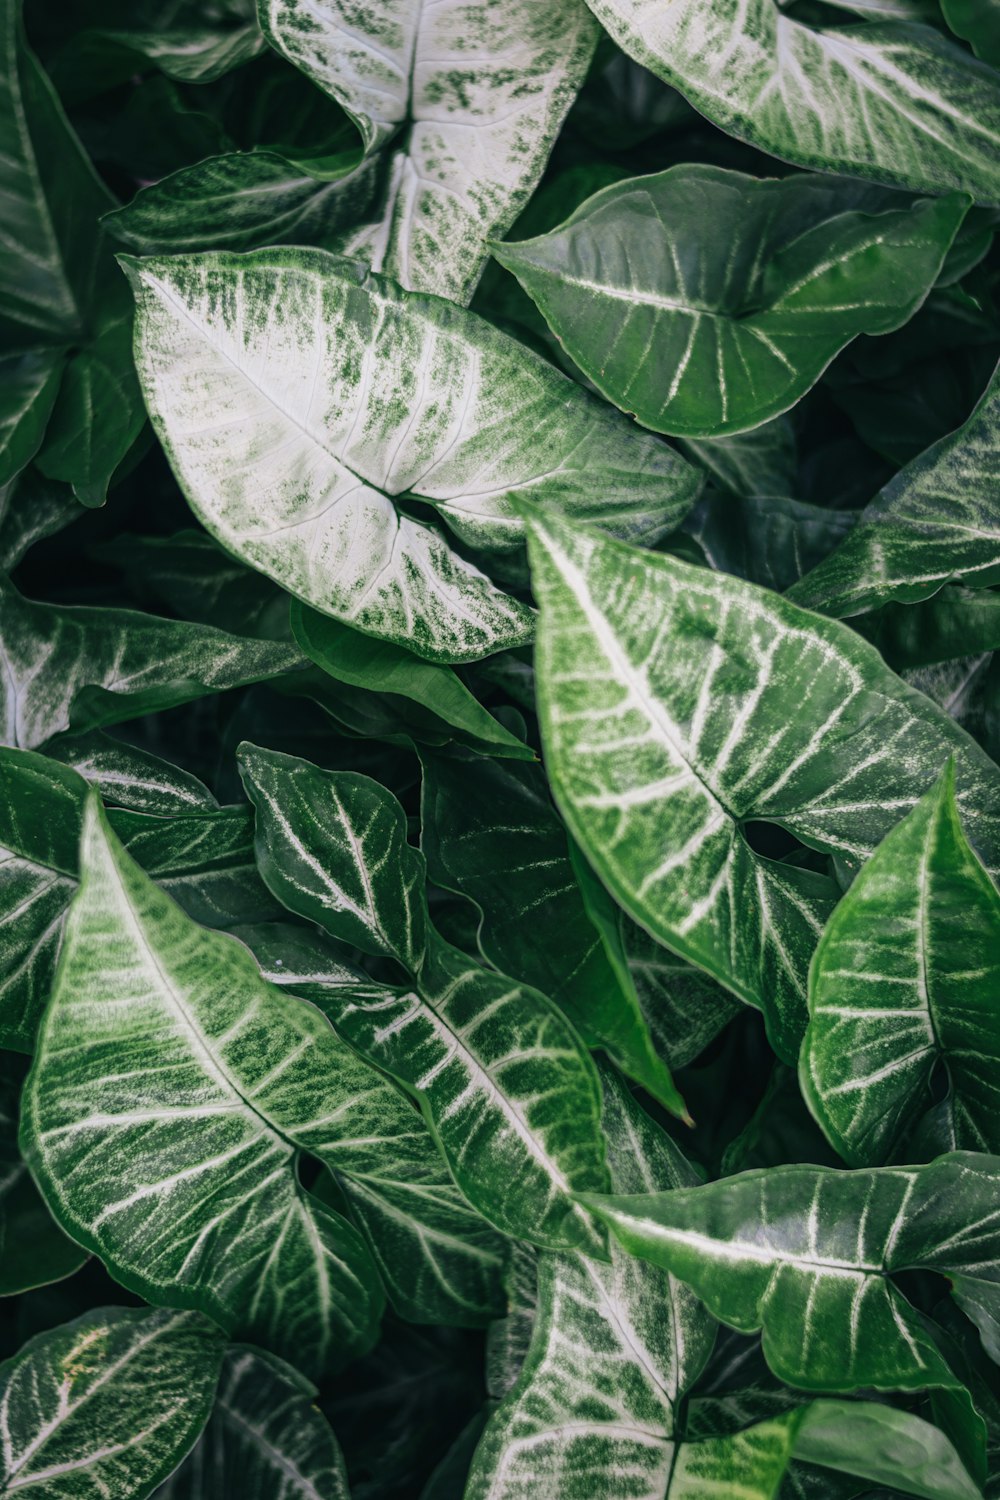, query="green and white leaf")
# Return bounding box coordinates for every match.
[581,0,1000,203]
[420,748,687,1115]
[801,761,1000,1164]
[0,1306,226,1500]
[0,349,64,487]
[238,743,611,1256]
[583,1152,1000,1398]
[789,359,1000,617]
[522,509,992,1057]
[258,0,598,302]
[0,471,80,572]
[155,1347,349,1499]
[495,167,966,436]
[123,247,701,663]
[466,1068,718,1498]
[43,729,219,815]
[0,577,303,749]
[20,797,452,1377]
